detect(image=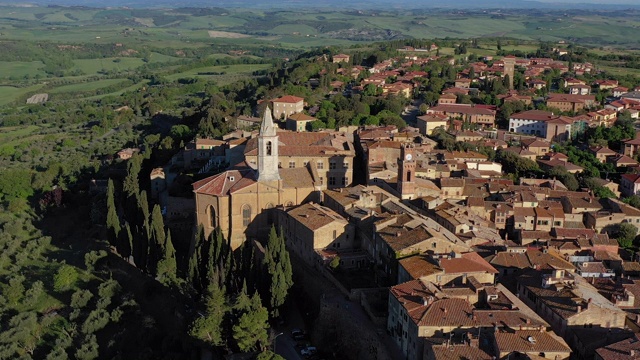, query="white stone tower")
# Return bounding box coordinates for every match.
[257,107,281,182]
